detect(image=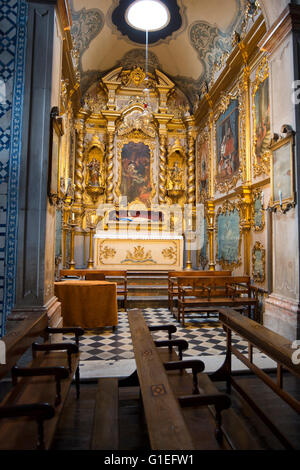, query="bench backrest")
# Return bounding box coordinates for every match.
[59,269,127,288]
[178,276,251,298]
[59,269,127,277]
[0,313,48,381]
[168,270,232,280]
